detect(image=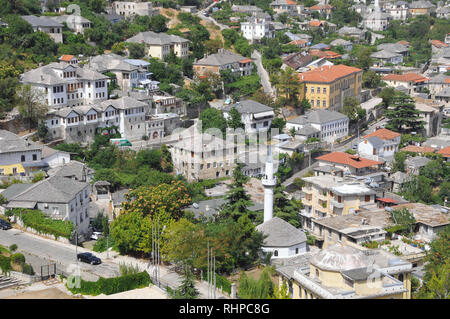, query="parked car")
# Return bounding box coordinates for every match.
[0,219,12,230]
[77,252,102,265]
[90,232,102,241]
